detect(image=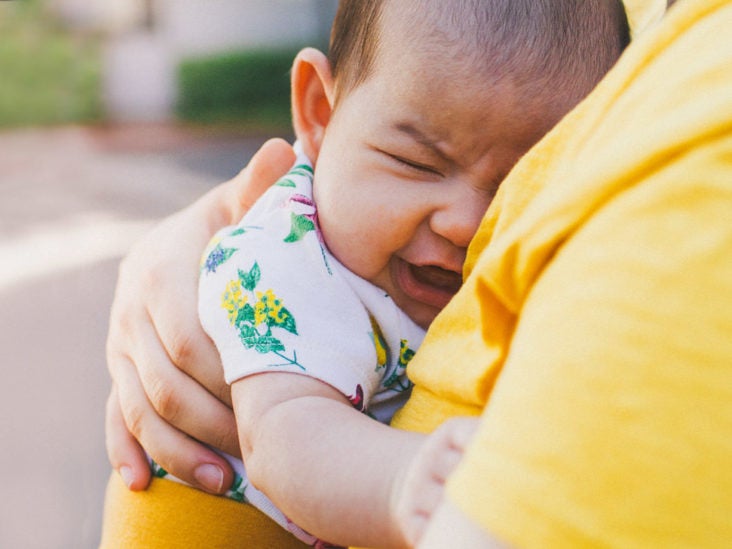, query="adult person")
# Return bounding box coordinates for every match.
[416,0,732,545]
[106,0,732,546]
[106,1,631,546]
